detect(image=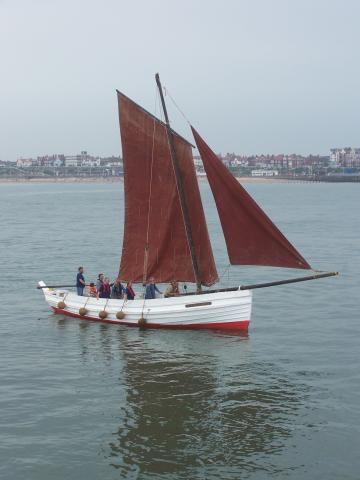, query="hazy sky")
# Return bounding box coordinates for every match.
[0,0,359,161]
